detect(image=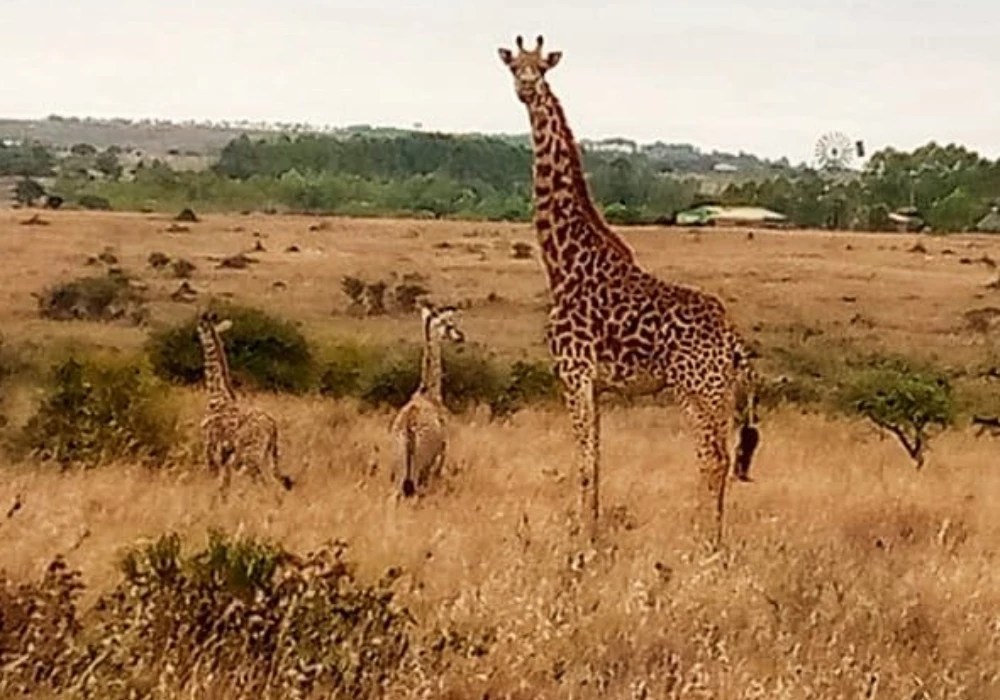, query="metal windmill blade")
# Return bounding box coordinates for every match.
[815,131,855,171]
